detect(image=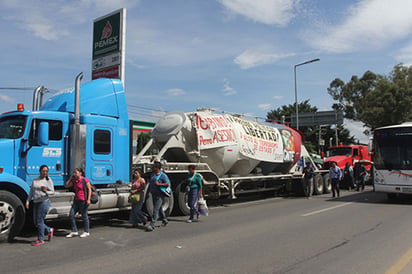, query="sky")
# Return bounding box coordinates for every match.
[1,0,412,144]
